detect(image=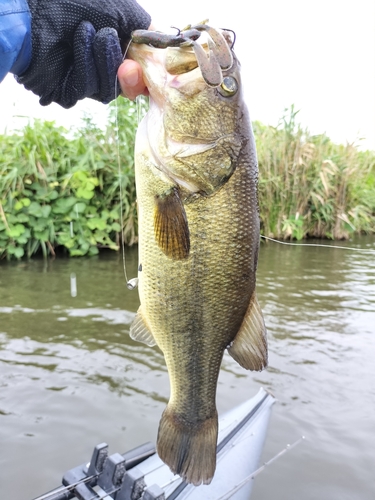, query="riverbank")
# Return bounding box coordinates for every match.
[256,106,375,240]
[1,102,374,259]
